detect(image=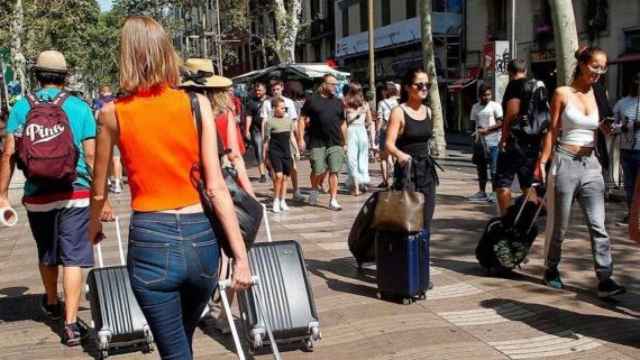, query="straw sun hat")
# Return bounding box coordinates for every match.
[33,50,68,74]
[181,58,232,88]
